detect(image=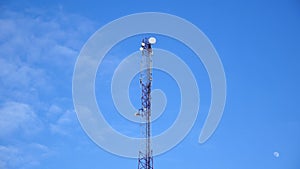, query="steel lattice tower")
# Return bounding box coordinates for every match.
[136,37,156,169]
